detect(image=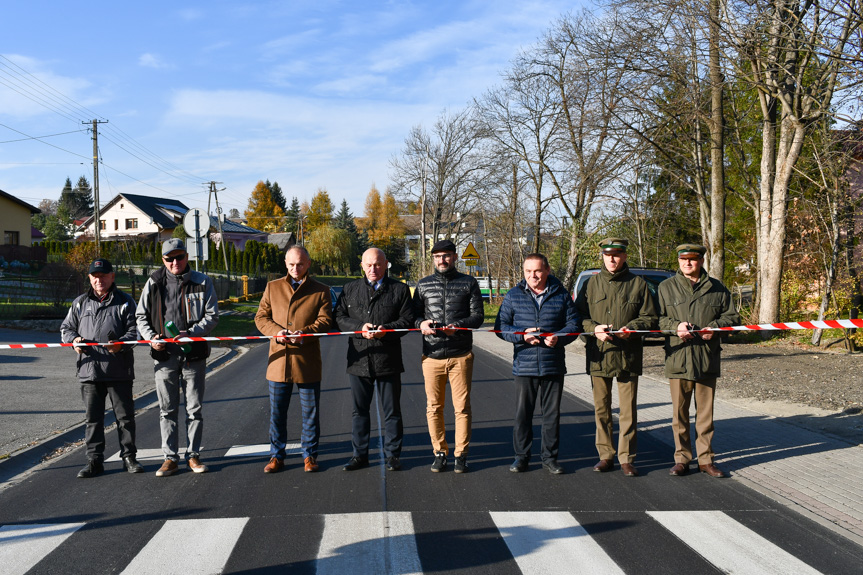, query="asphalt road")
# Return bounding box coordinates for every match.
[0,336,860,574]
